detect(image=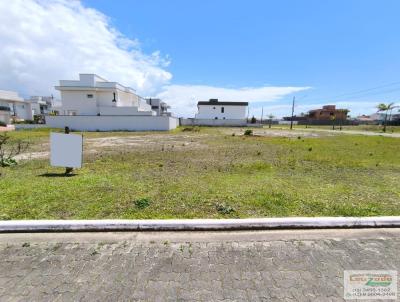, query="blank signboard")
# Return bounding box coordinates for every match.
[50,133,83,168]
